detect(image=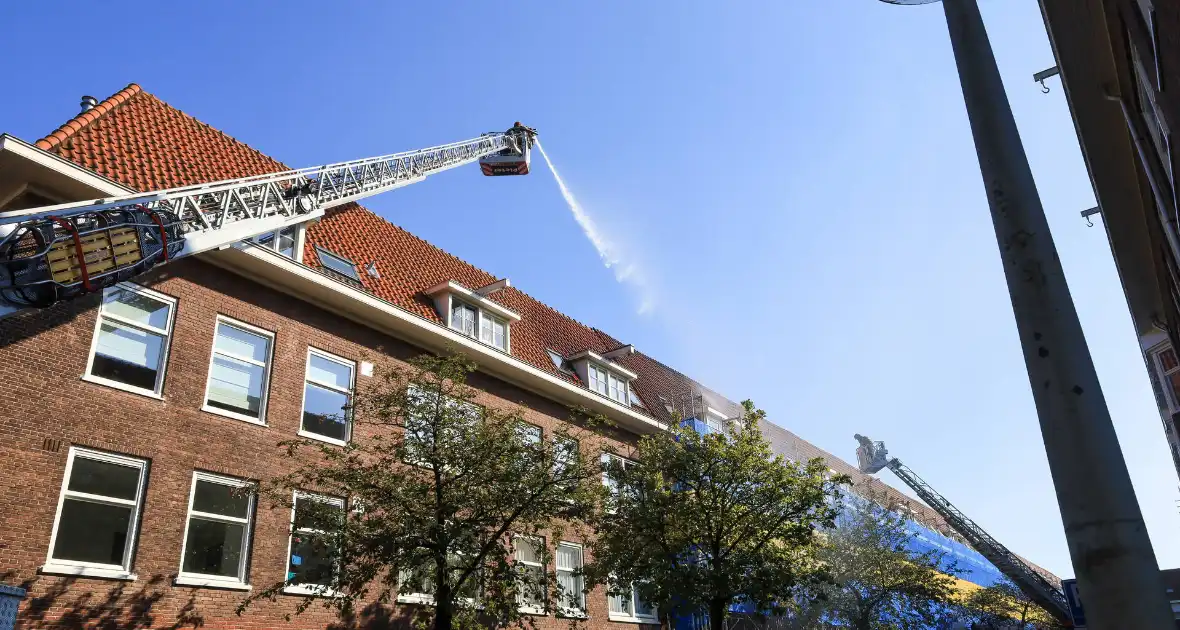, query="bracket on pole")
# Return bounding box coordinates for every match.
[1034,66,1061,93]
